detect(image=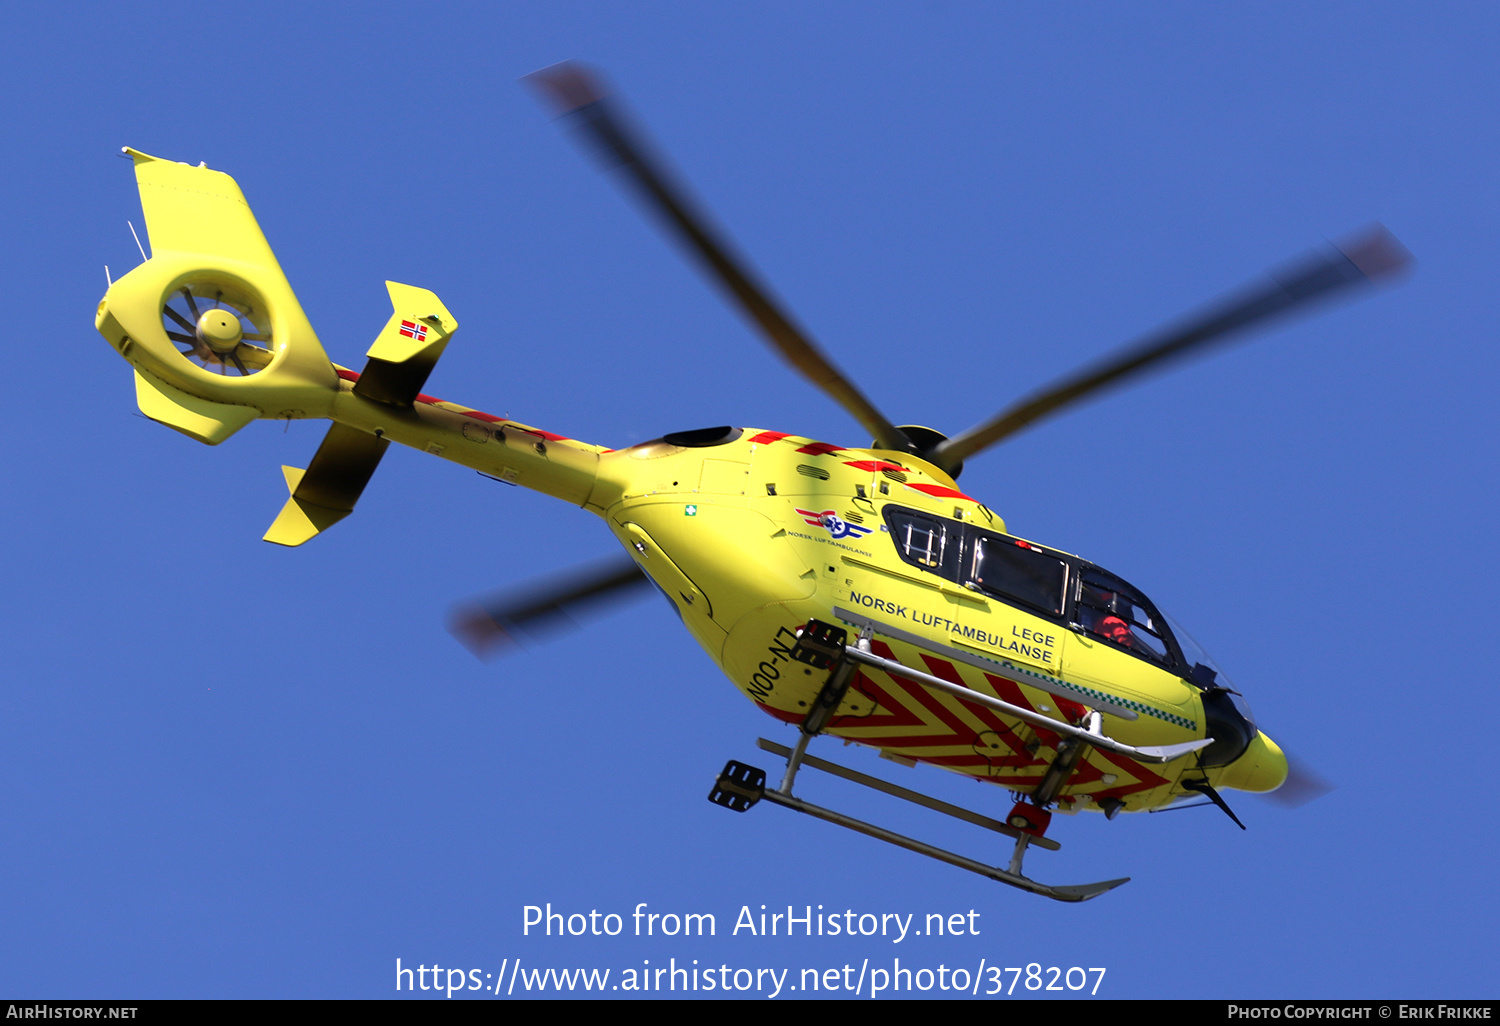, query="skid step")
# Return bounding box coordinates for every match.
[708,761,766,812]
